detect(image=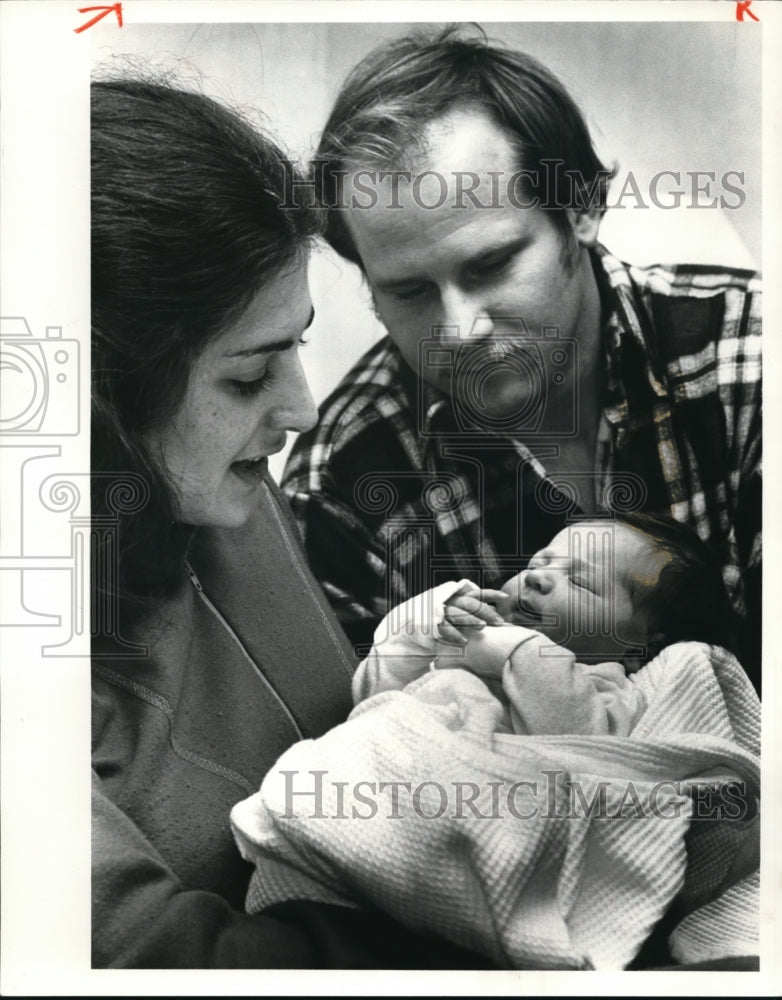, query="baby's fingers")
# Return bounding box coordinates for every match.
[448,592,506,626]
[442,603,491,632]
[437,616,469,645]
[472,588,510,606]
